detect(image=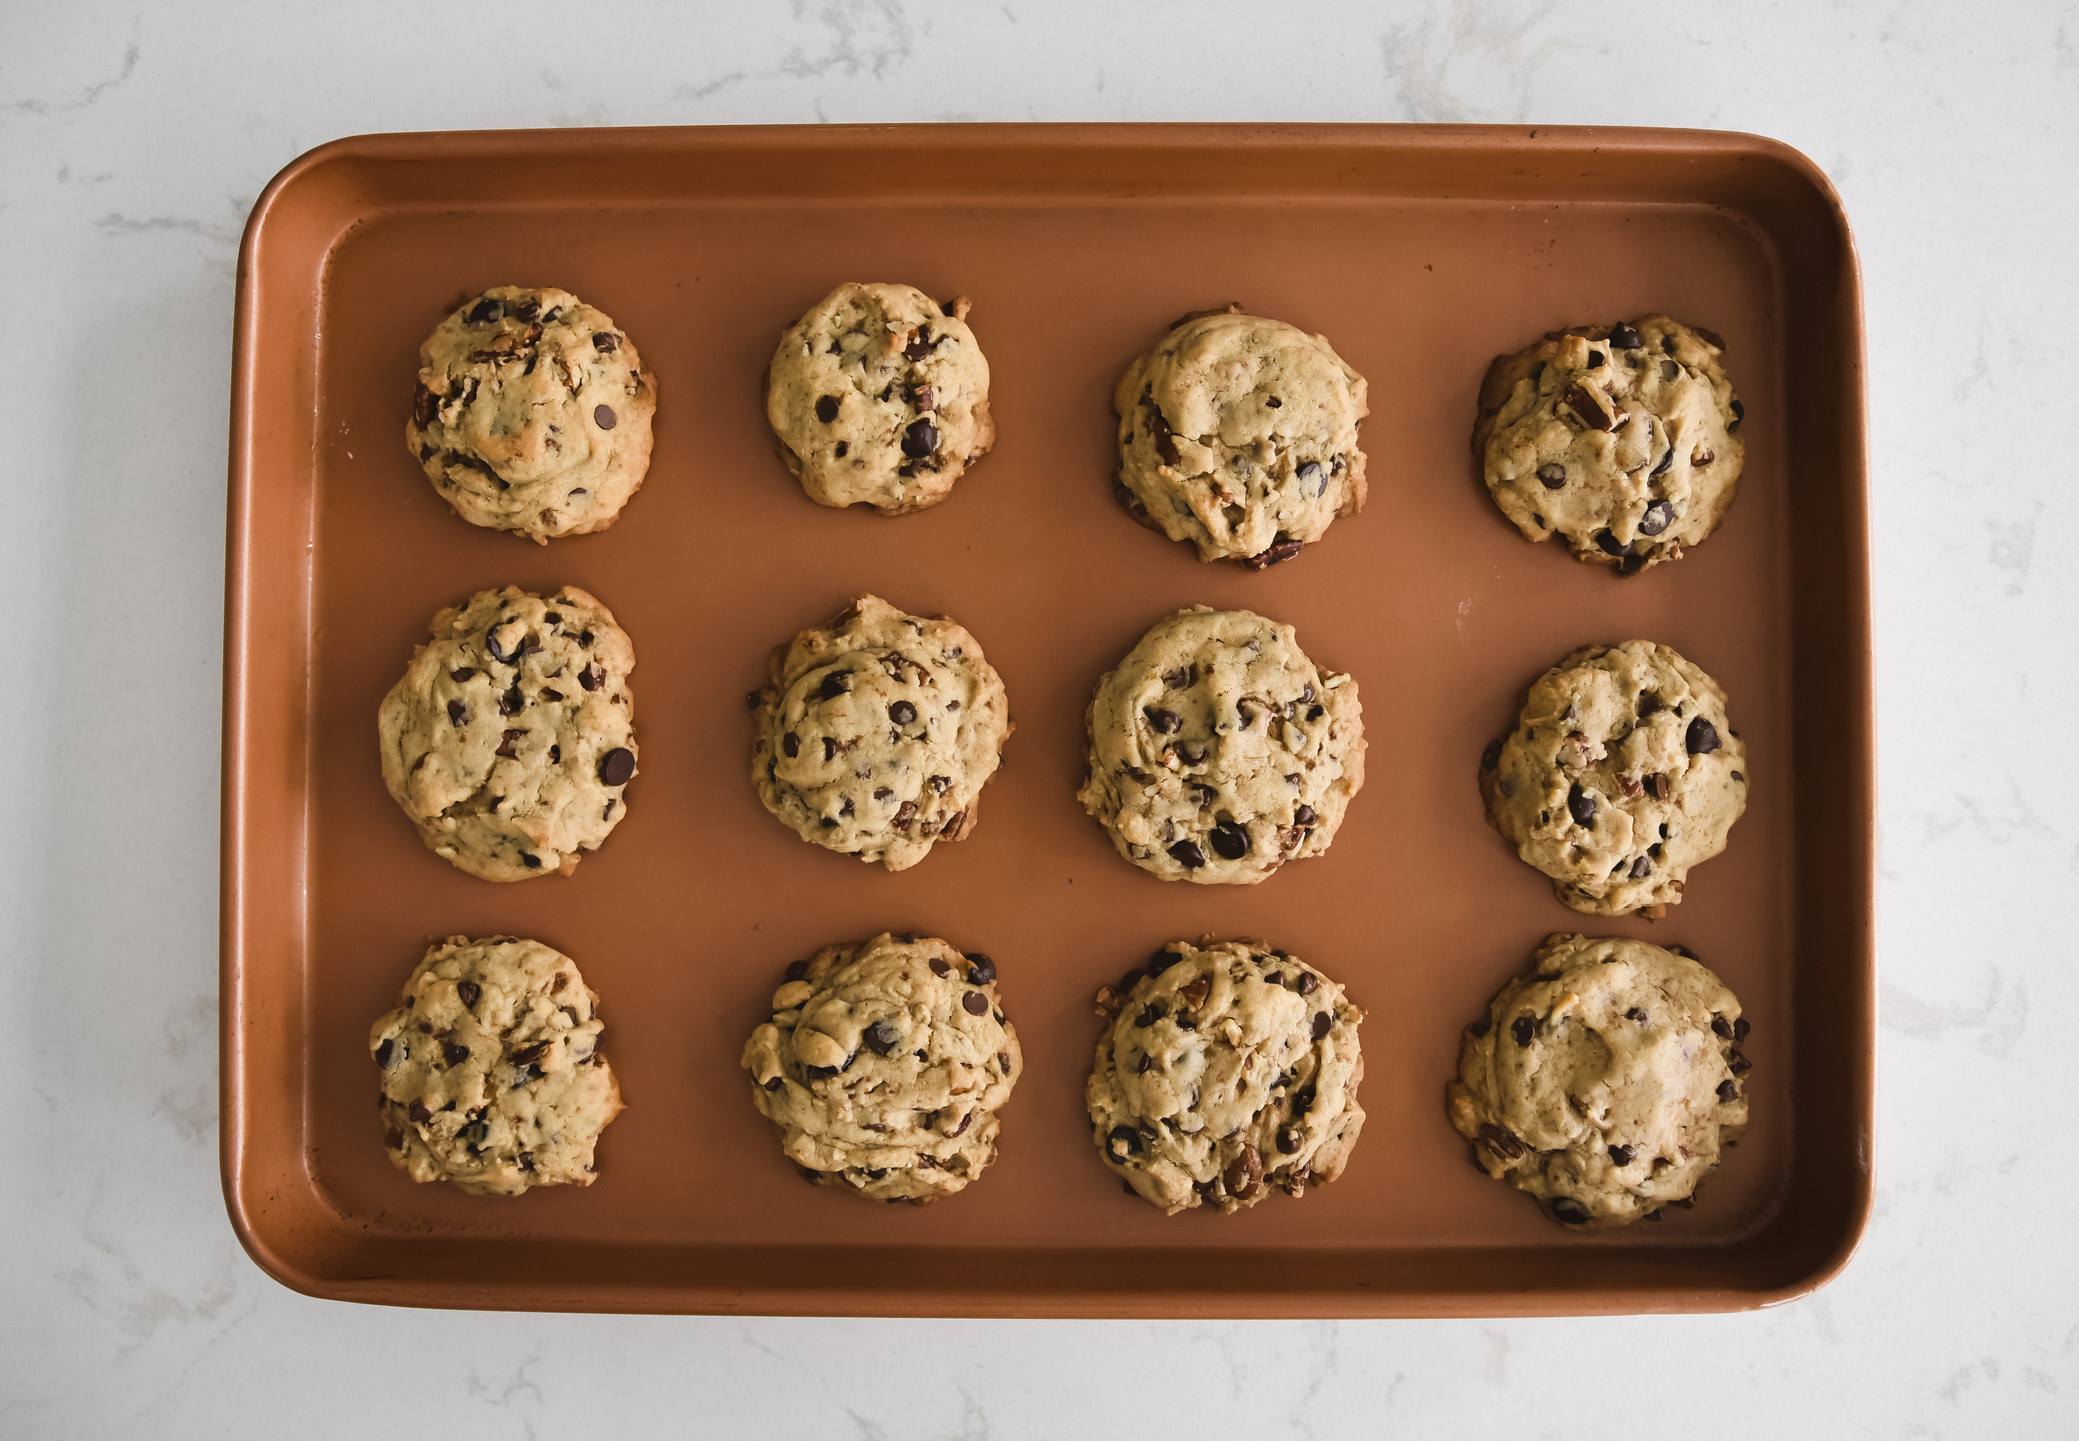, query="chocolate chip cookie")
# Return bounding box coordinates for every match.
[1479,640,1746,916]
[378,585,638,881]
[1114,306,1368,566]
[1473,315,1743,573]
[1088,939,1365,1214]
[406,286,657,543]
[370,934,624,1196]
[741,933,1024,1203]
[1448,932,1750,1229]
[1078,607,1364,884]
[749,595,1010,871]
[765,282,993,514]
